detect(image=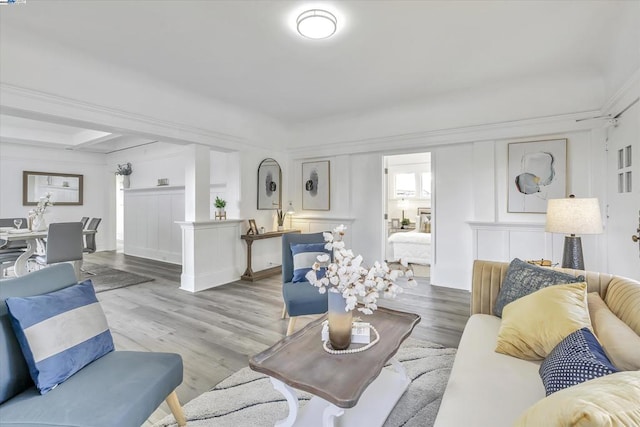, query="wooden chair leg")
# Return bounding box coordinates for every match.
[286,317,297,336]
[166,390,187,427]
[281,304,287,319]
